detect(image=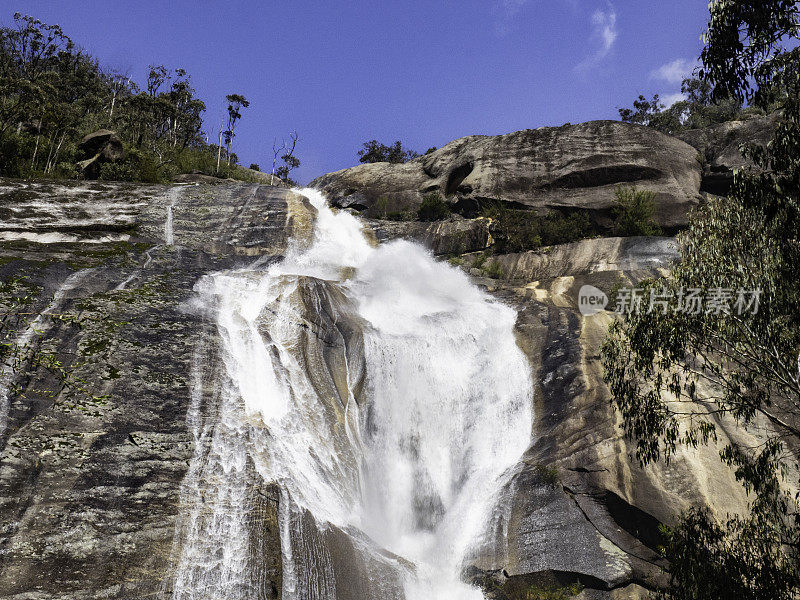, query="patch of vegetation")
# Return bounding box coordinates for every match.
[0,274,115,420]
[358,139,419,163]
[447,255,465,266]
[374,196,390,219]
[79,313,130,357]
[618,76,743,135]
[482,260,506,279]
[534,463,560,487]
[472,573,583,600]
[371,196,418,221]
[0,275,43,370]
[523,582,583,600]
[417,192,453,221]
[611,186,662,237]
[471,253,488,269]
[65,240,143,269]
[483,203,597,253]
